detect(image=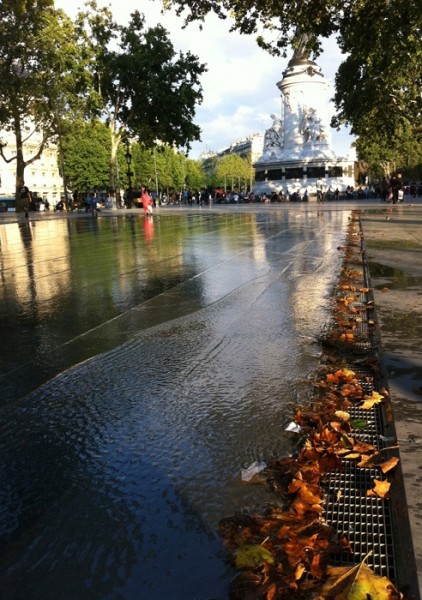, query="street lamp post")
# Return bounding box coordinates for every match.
[153,147,159,203]
[125,140,133,208]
